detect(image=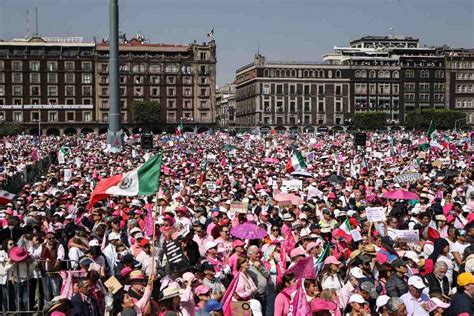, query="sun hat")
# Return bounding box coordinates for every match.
[408,275,426,289]
[457,272,474,286]
[403,250,419,263]
[160,282,184,301]
[310,298,338,312]
[232,240,245,248]
[282,213,294,221]
[9,247,30,262]
[324,256,341,265]
[348,294,367,304]
[376,295,390,312]
[194,285,211,295]
[129,270,146,281]
[427,297,450,312]
[290,248,306,258]
[89,239,100,247]
[130,227,141,235]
